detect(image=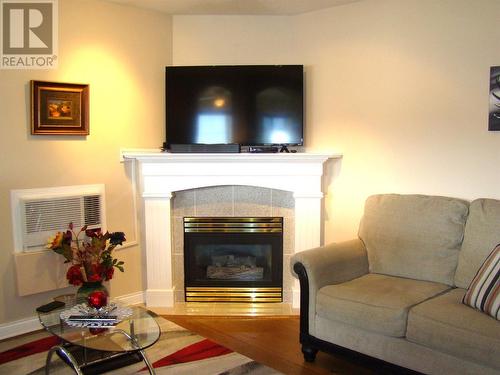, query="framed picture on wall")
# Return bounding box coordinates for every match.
[31,80,89,135]
[489,66,500,131]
